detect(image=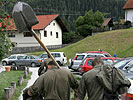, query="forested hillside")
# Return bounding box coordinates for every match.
[6,0,127,30]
